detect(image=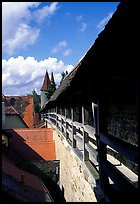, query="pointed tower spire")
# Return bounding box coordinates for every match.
[40,70,51,91]
[50,71,55,86]
[40,70,51,109]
